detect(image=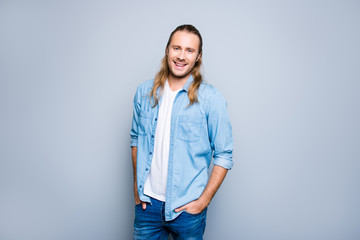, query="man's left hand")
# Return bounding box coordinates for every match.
[174,199,208,214]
